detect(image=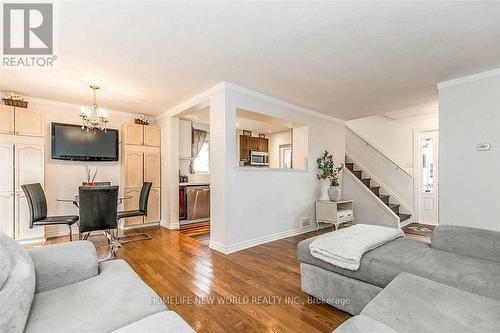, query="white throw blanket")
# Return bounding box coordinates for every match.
[309,224,404,271]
